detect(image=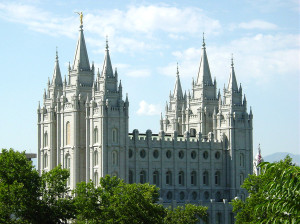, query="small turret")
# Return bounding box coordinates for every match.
[51,49,63,86]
